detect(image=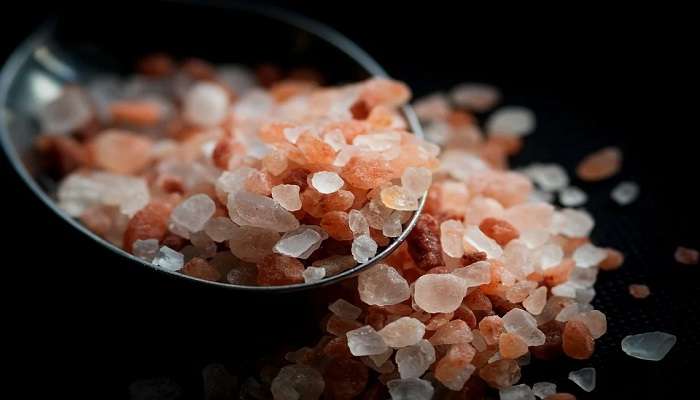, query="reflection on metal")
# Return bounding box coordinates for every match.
[34,46,76,81]
[28,71,61,105]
